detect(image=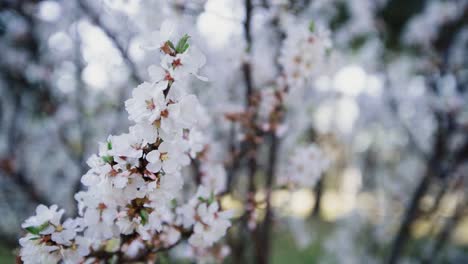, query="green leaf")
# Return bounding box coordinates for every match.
[139,210,149,225]
[309,21,315,33]
[107,141,112,150]
[102,155,114,164]
[198,194,215,205]
[175,34,190,54]
[166,40,176,50]
[25,226,40,234]
[25,222,49,235]
[208,192,215,204]
[159,253,170,264]
[182,43,189,53]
